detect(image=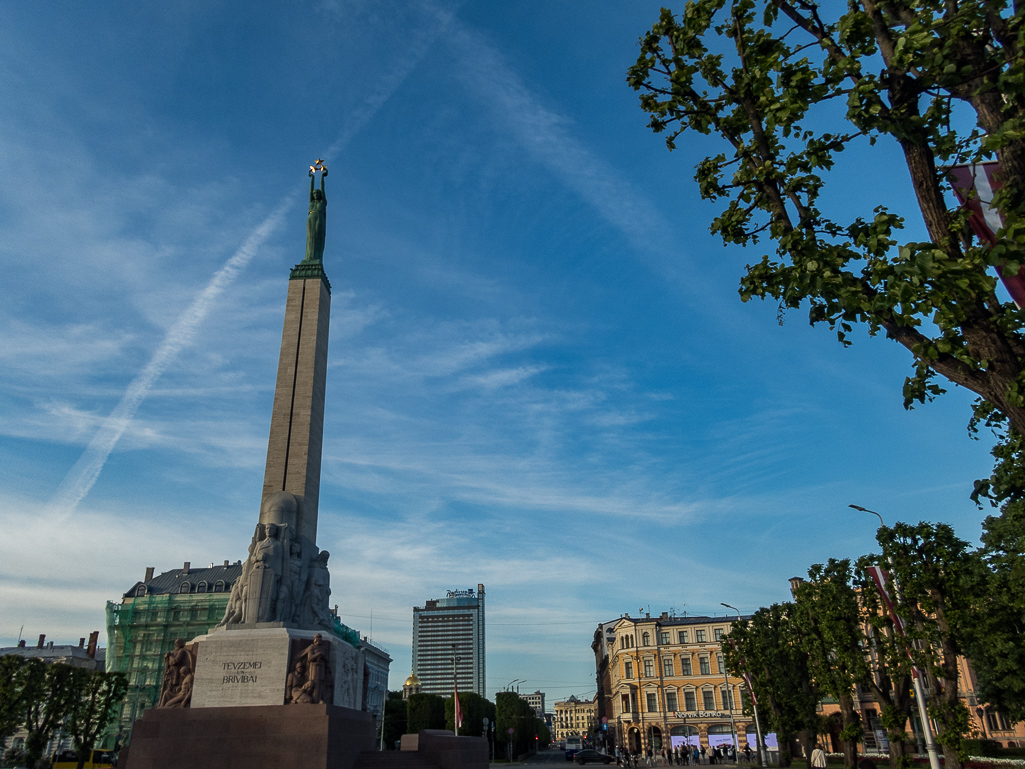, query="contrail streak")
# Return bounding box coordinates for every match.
[46,203,290,518]
[45,3,451,518]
